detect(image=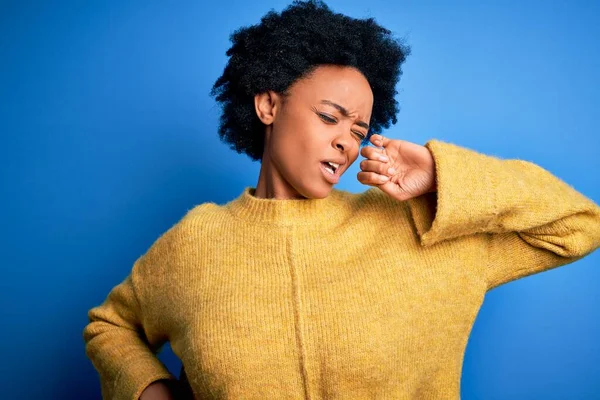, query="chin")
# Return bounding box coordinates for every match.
[296,182,333,200]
